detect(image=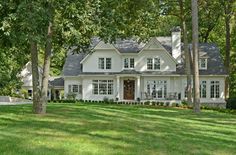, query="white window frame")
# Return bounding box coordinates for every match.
[147,80,167,99]
[98,58,112,70]
[68,84,82,94]
[92,80,114,95]
[147,58,161,70]
[210,81,220,98]
[199,58,207,70]
[200,81,207,98]
[123,58,135,69]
